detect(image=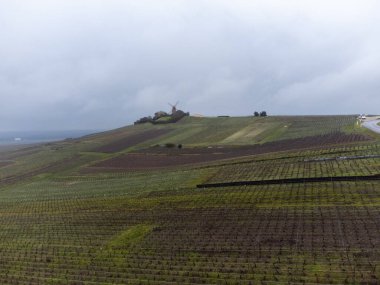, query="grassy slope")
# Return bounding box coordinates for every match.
[0,115,379,284]
[0,115,367,180]
[153,115,362,145]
